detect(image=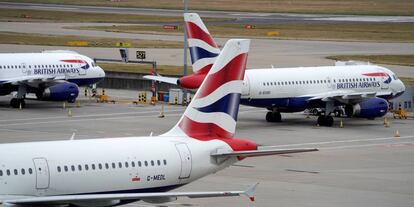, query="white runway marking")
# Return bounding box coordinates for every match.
[263,135,414,148]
